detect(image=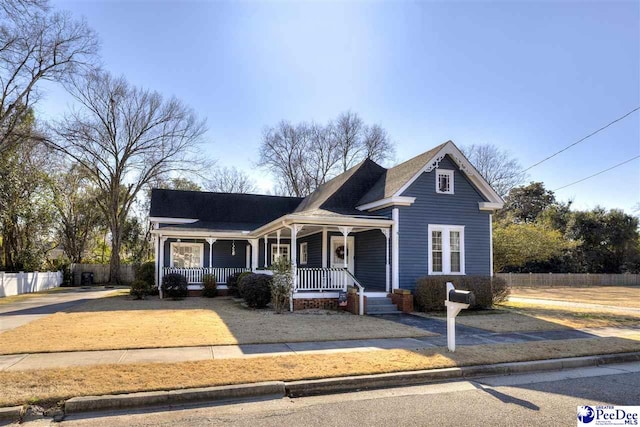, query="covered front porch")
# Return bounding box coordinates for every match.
[152,214,396,297]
